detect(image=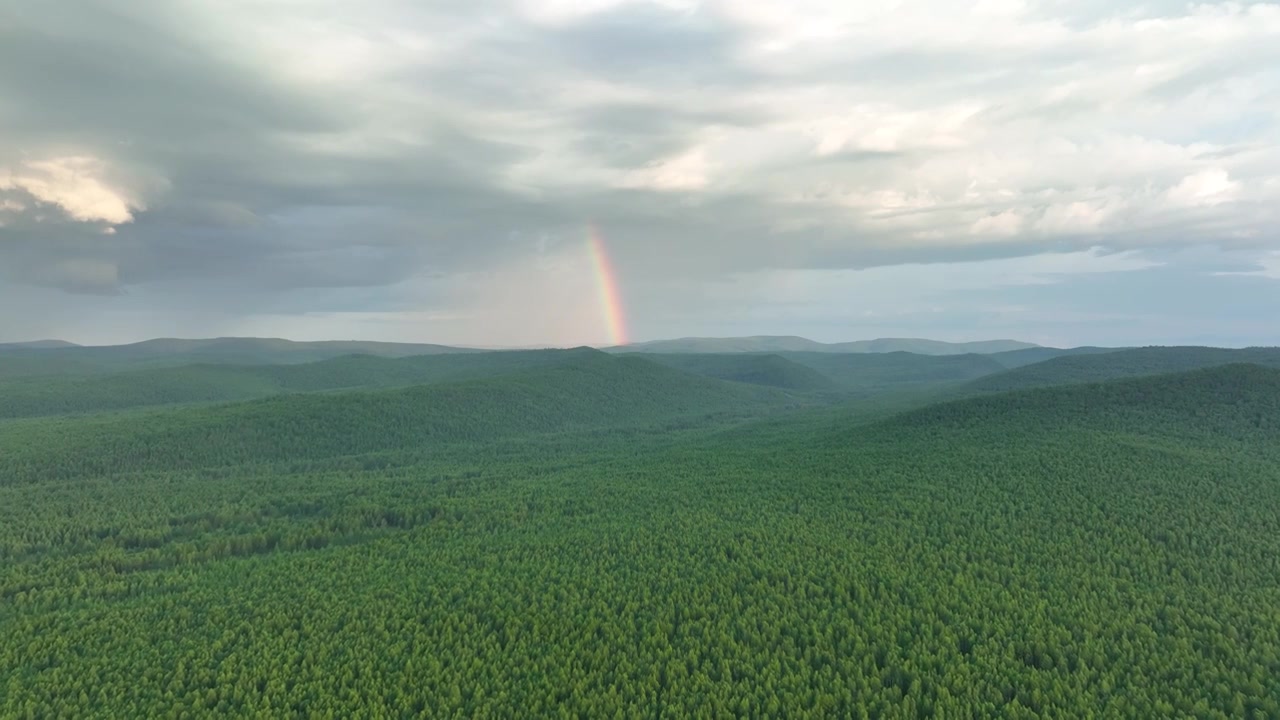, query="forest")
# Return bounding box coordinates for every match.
[1,344,1278,718]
